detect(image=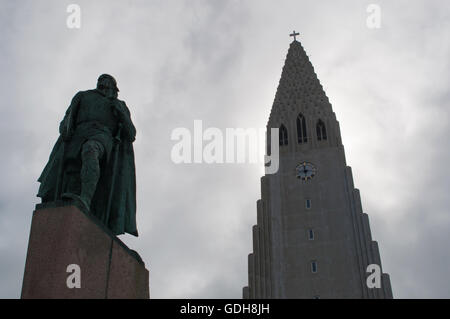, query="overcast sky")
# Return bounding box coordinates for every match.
[0,0,449,298]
